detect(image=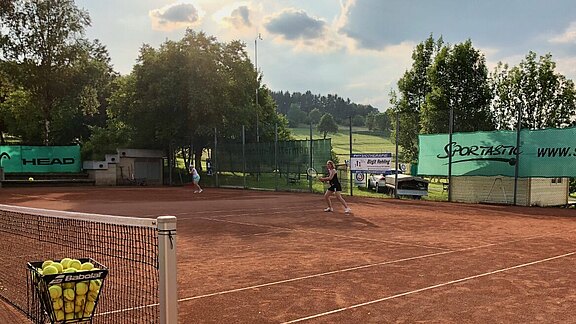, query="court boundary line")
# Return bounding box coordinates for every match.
[176,234,572,303]
[282,251,576,323]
